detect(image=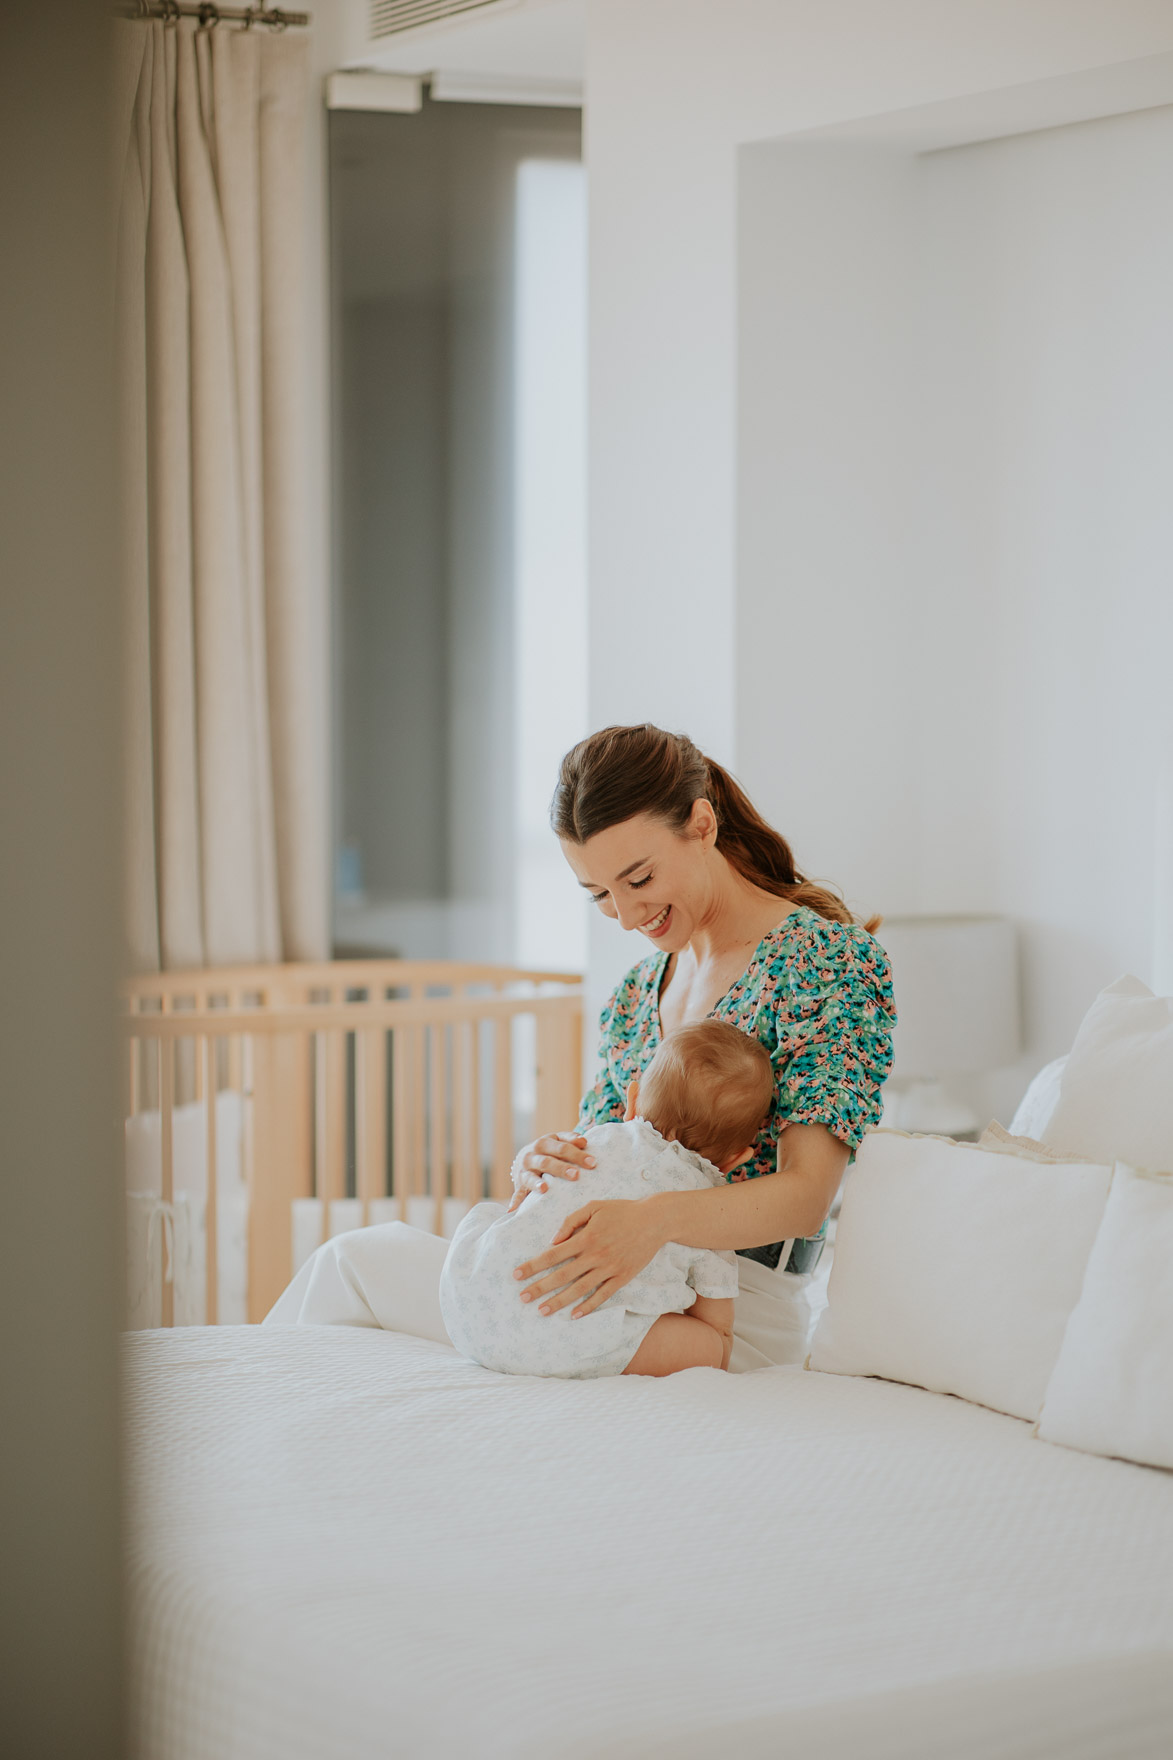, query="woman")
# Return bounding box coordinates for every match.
[506,724,895,1369]
[267,724,895,1369]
